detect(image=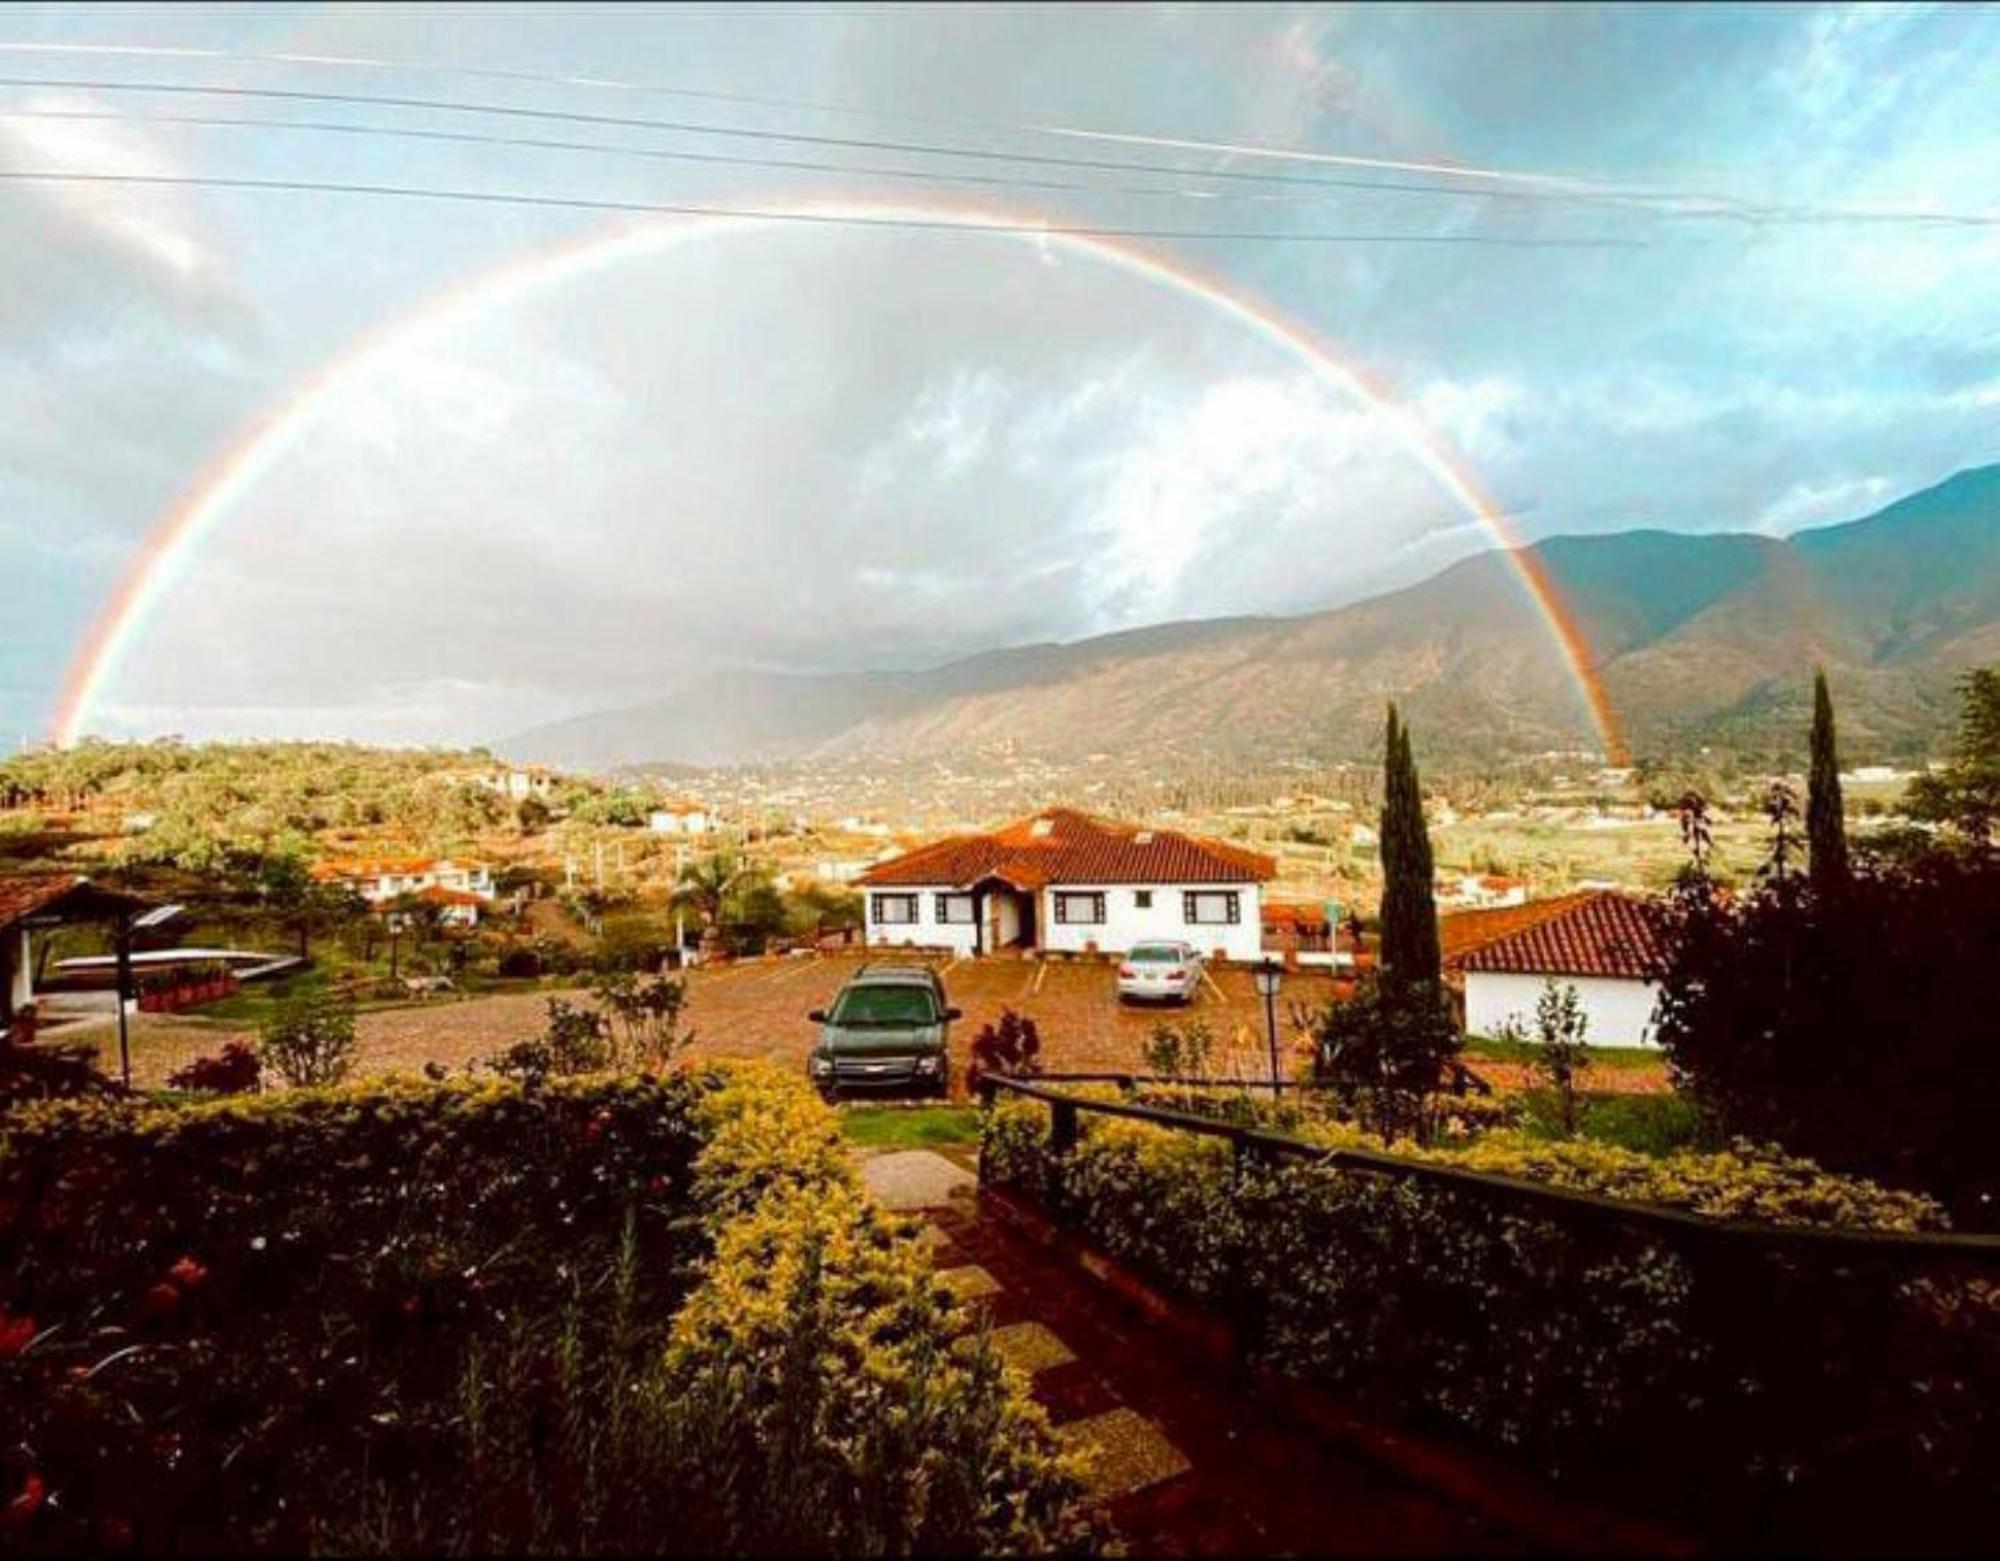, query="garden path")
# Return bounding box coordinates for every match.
[856,1148,1521,1556]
